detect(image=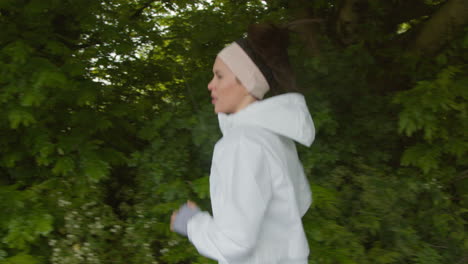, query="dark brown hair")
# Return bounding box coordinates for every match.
[246,23,297,96]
